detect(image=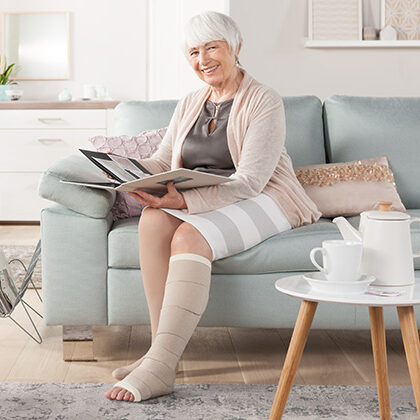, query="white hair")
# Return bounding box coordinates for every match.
[184,11,243,57]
